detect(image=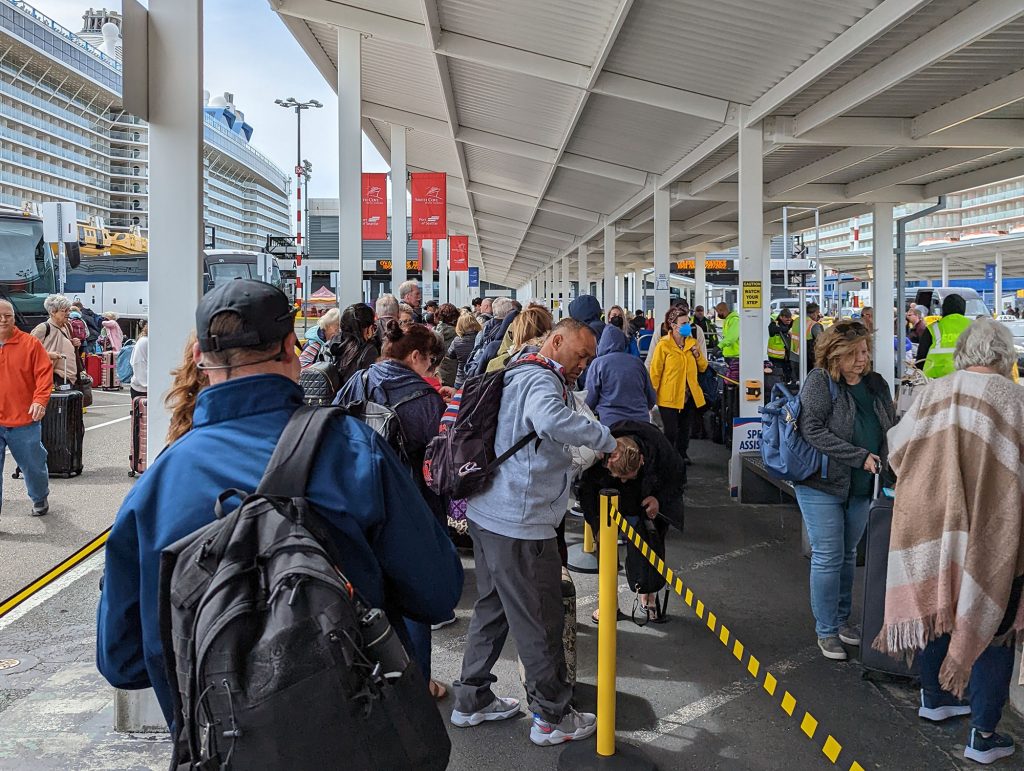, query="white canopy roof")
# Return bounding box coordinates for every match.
[270,0,1024,287]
